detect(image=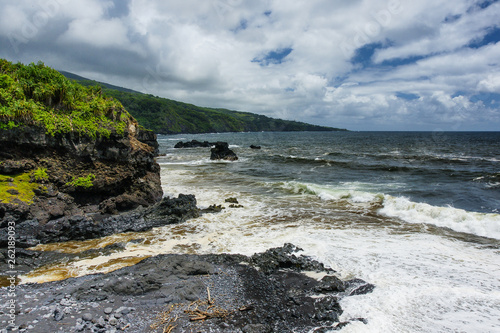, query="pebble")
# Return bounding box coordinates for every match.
[96,316,106,327]
[60,299,72,306]
[109,317,118,326]
[104,307,113,314]
[53,308,64,321]
[116,306,130,315]
[75,323,85,332]
[82,313,93,322]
